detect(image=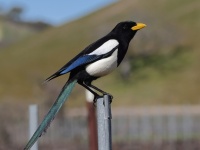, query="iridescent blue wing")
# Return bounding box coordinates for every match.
[44,54,102,82]
[59,55,101,74]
